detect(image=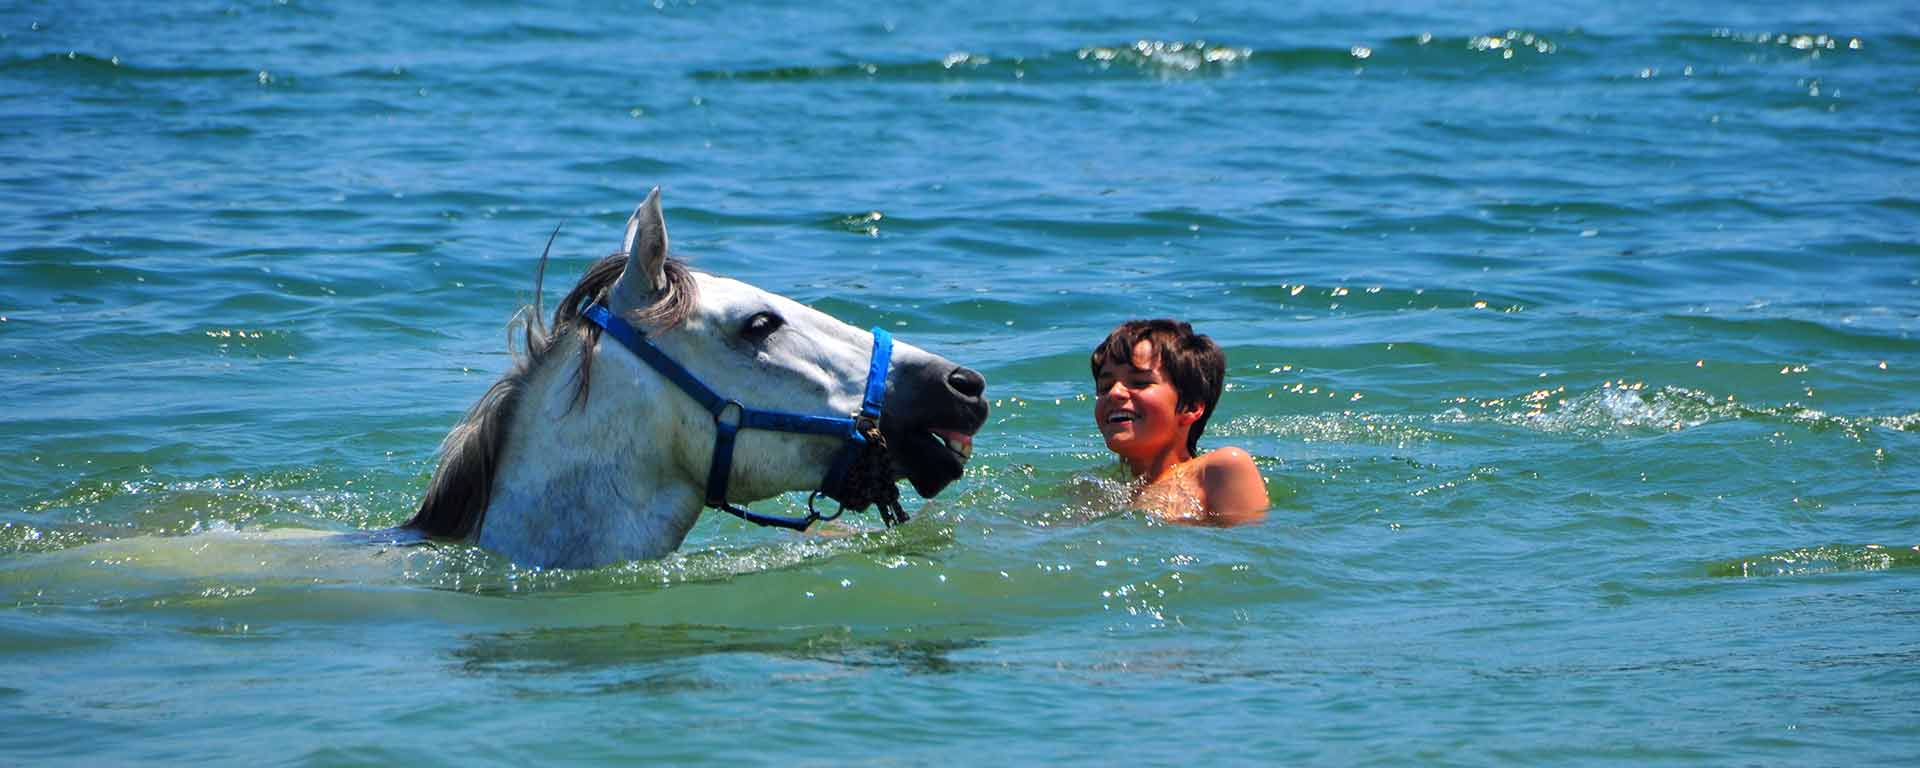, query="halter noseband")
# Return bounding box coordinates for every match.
[582,303,893,531]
